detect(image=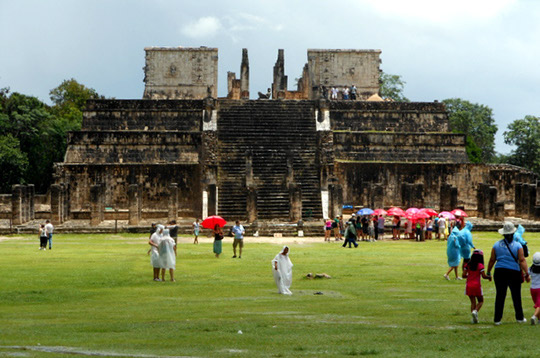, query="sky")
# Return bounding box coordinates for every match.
[1,0,539,154]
